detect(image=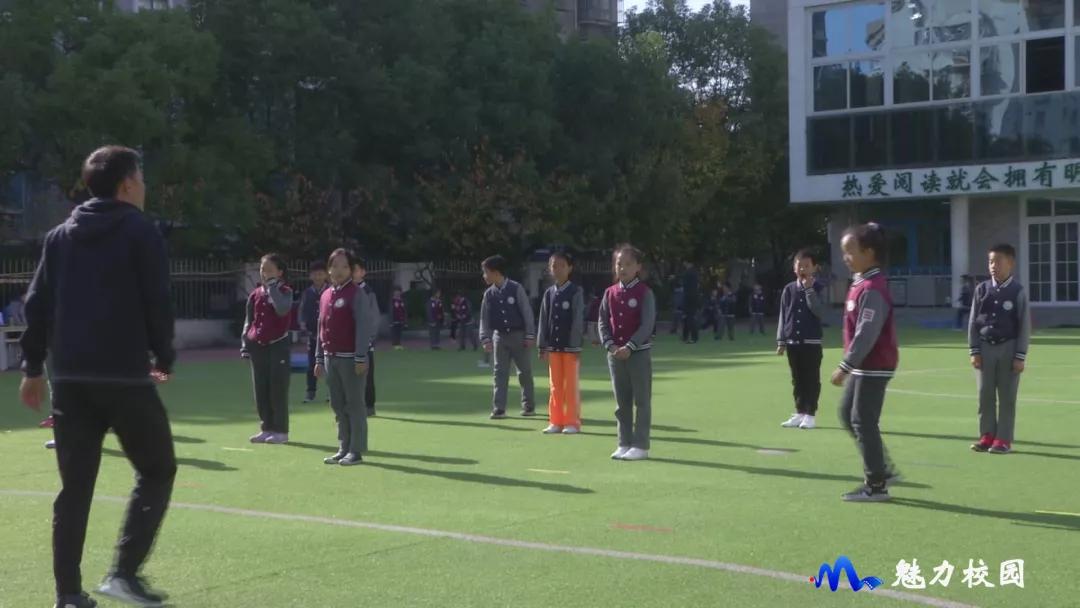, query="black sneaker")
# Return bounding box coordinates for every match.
[324,452,346,465]
[489,410,507,419]
[339,452,363,466]
[367,409,376,417]
[842,484,890,503]
[521,409,537,417]
[56,592,97,608]
[303,392,316,403]
[96,574,167,607]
